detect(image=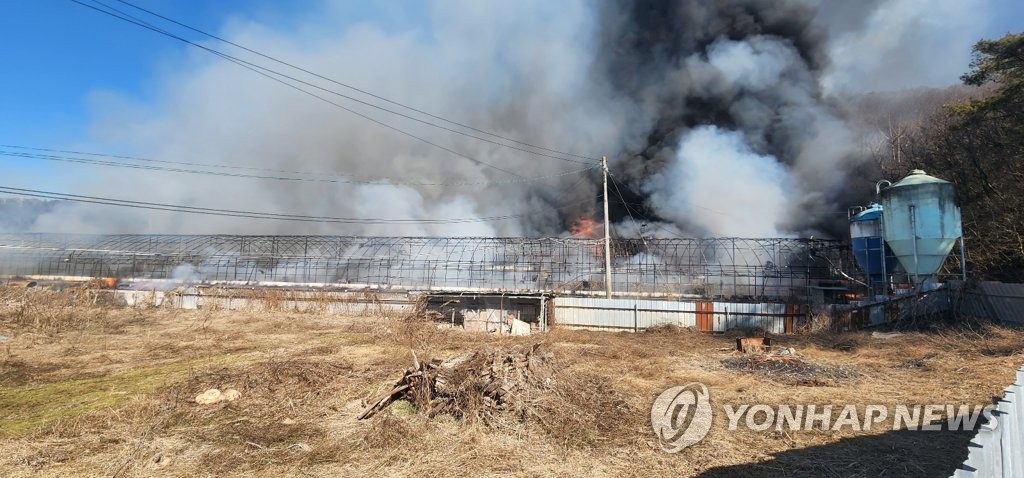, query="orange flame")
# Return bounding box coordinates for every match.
[570,216,601,239]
